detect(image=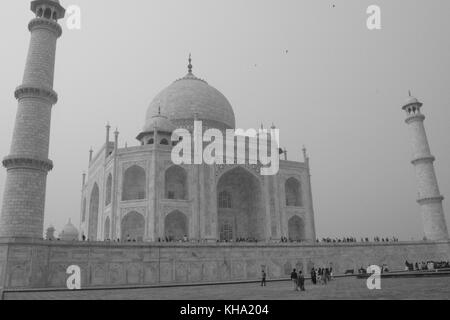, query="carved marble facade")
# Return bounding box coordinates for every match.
[80,143,316,243]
